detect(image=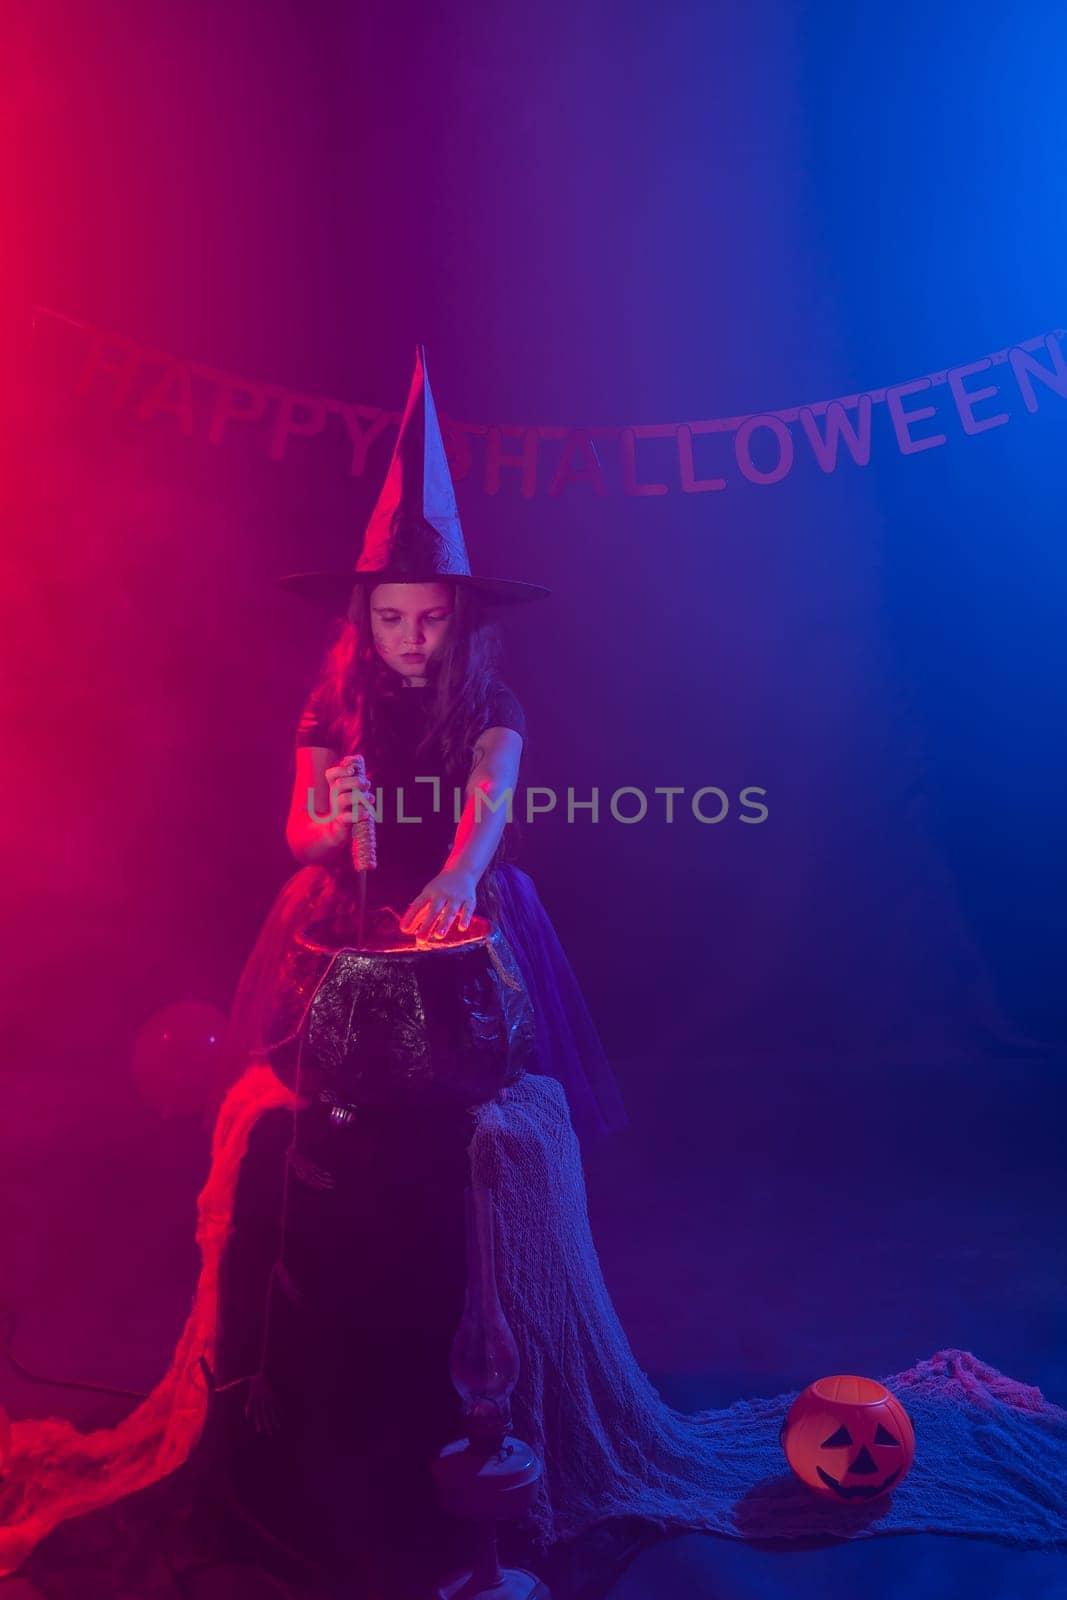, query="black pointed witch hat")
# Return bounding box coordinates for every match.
[277,345,550,612]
